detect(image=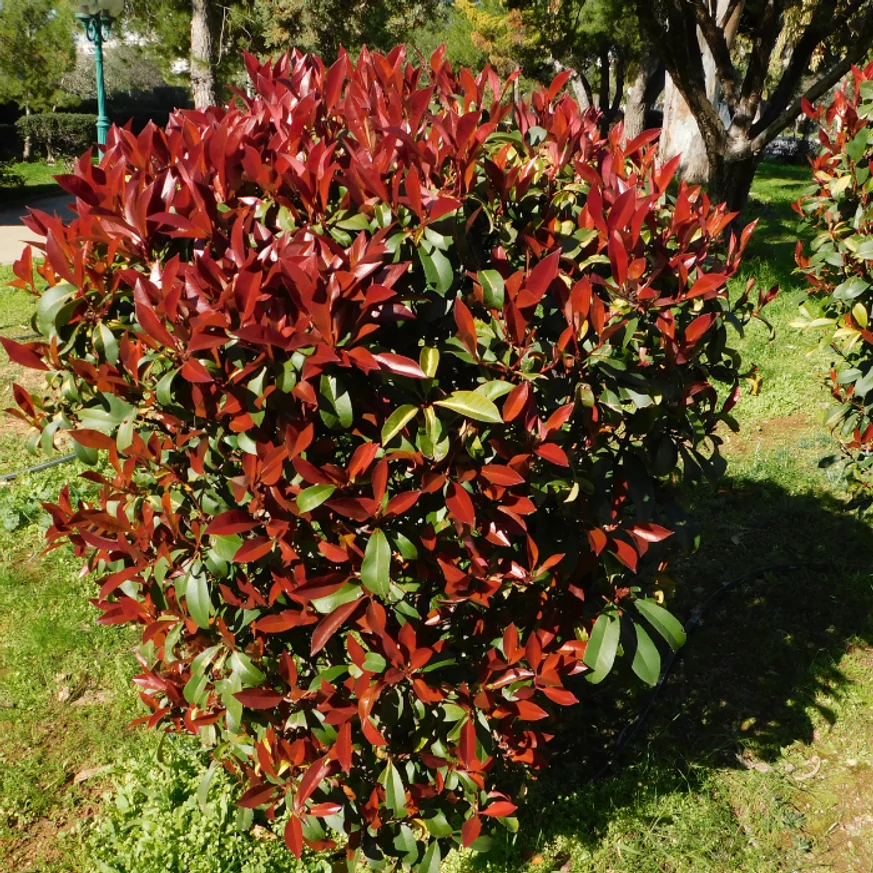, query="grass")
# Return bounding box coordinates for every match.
[0,161,62,206]
[2,160,873,872]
